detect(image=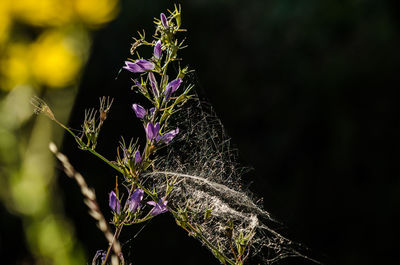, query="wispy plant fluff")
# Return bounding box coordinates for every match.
[32,5,317,265]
